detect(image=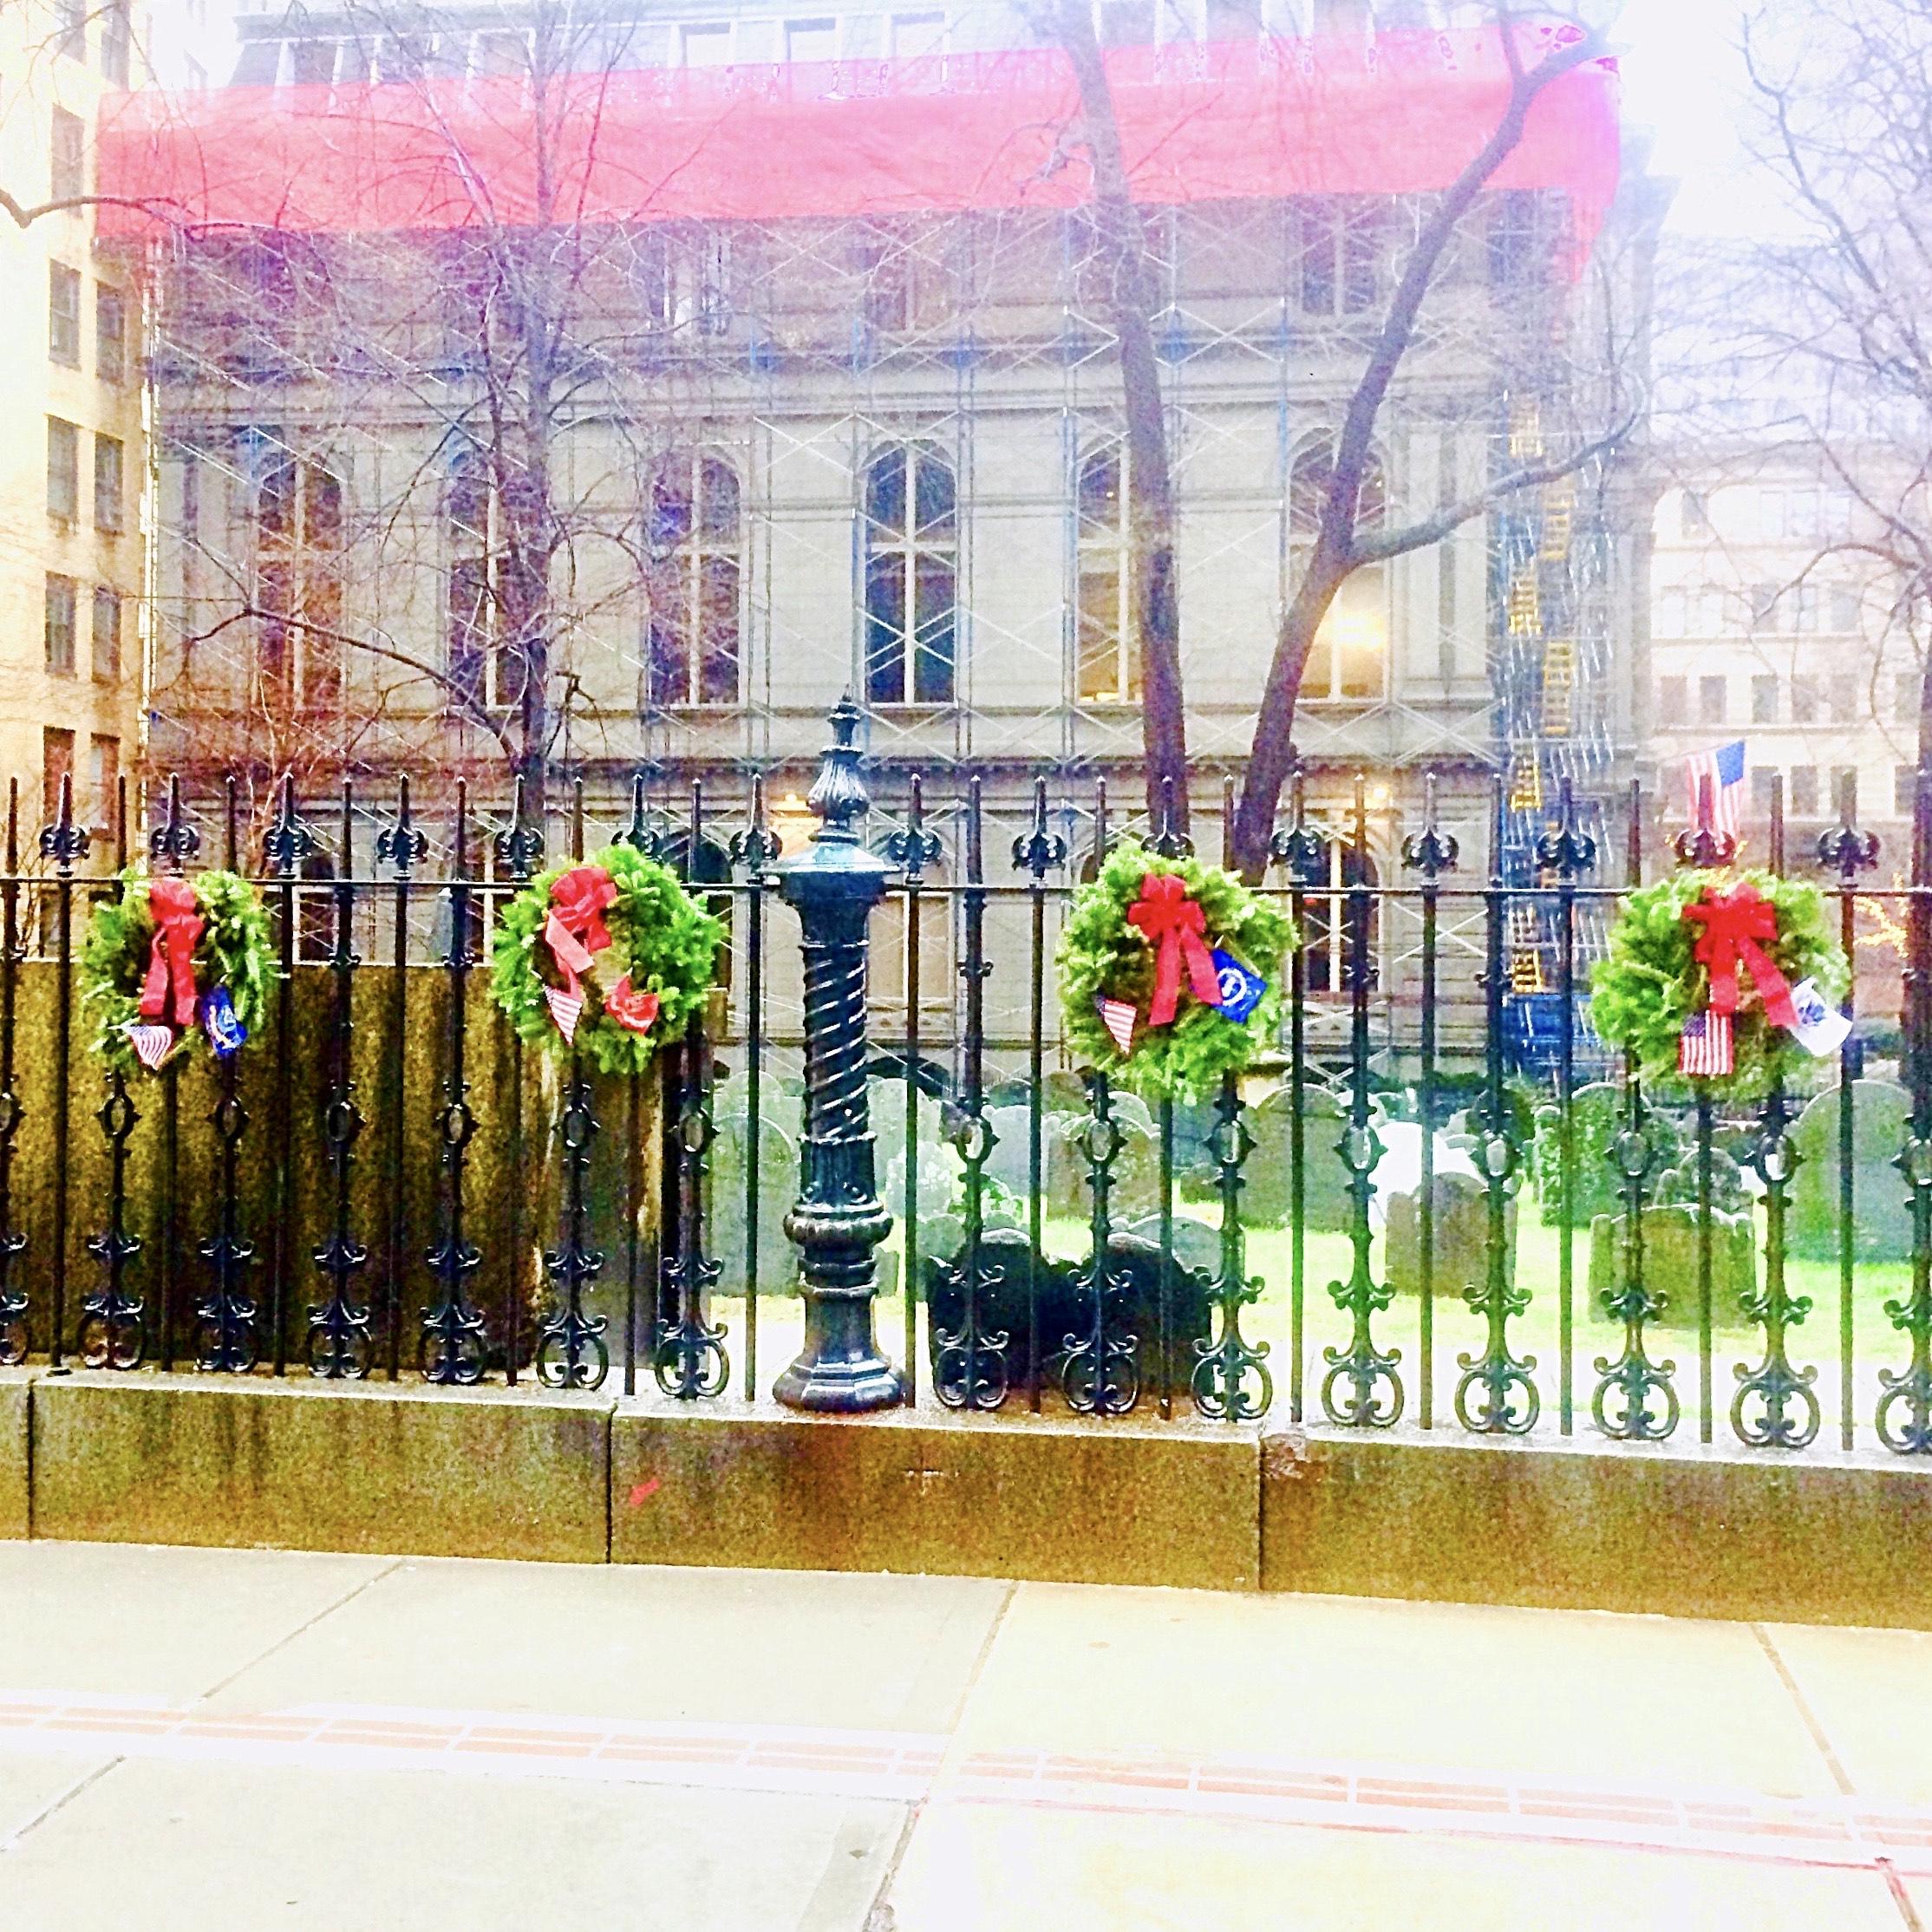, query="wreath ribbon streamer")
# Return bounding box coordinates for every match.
[1126,872,1223,1027]
[138,877,204,1030]
[543,865,617,1001]
[1682,882,1798,1029]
